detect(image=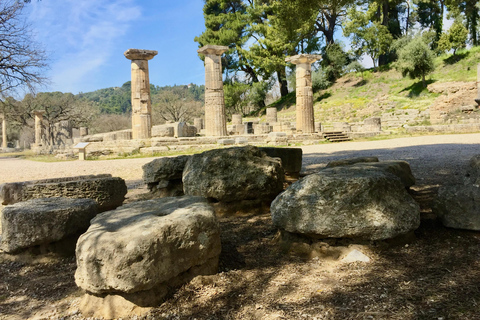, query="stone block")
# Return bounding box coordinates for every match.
[1,198,98,253]
[75,196,221,318]
[0,174,127,212]
[217,139,235,145]
[152,125,175,137]
[259,147,302,176]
